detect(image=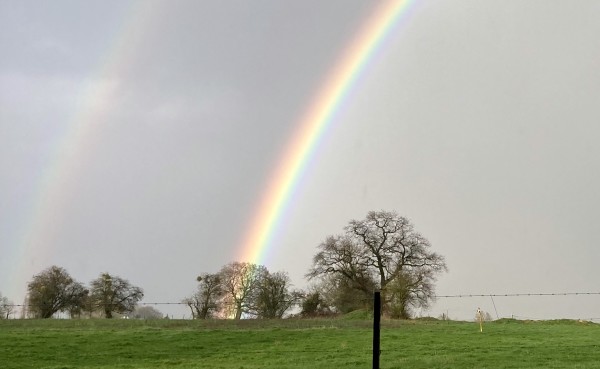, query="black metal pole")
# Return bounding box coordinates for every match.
[373,291,381,369]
